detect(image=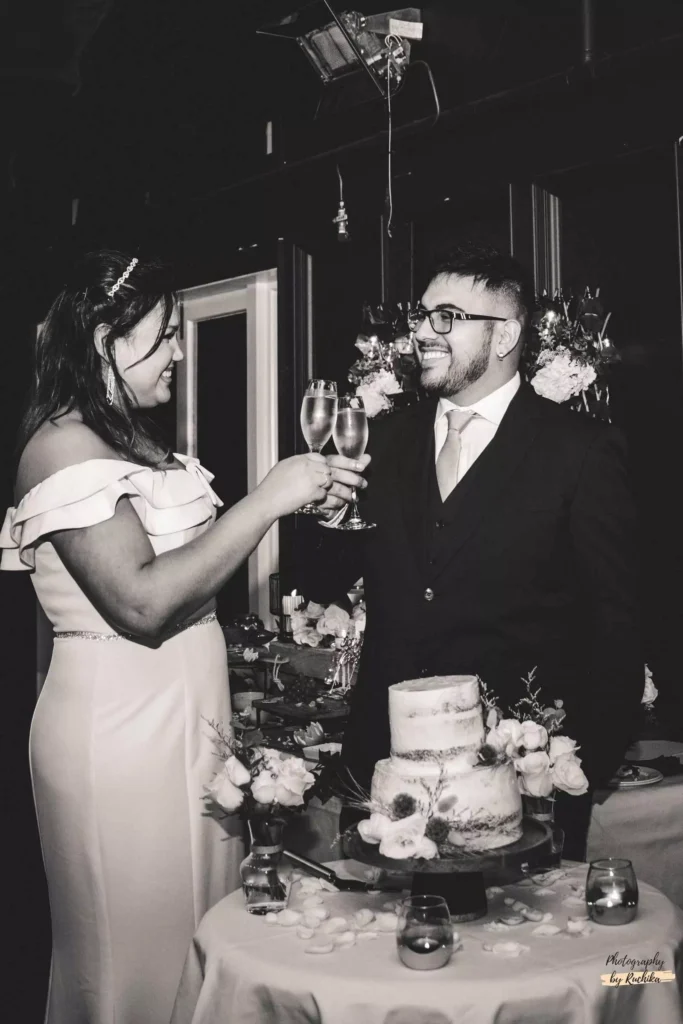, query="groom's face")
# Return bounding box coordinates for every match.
[413,274,498,399]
